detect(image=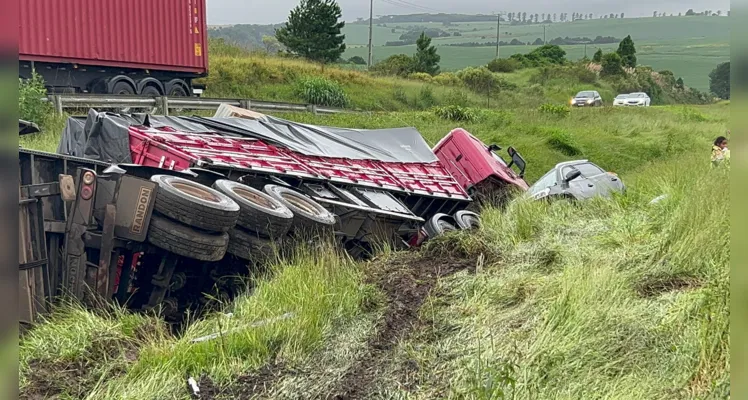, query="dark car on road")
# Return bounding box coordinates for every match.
[571,90,603,107]
[527,160,625,201]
